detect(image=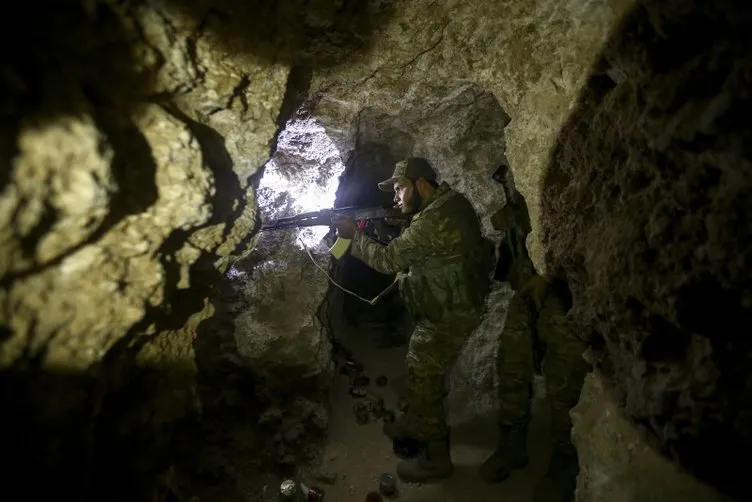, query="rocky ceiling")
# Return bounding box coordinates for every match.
[0,0,750,500]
